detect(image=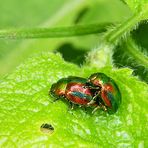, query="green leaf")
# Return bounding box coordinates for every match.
[0,52,147,147]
